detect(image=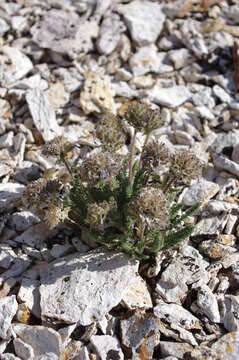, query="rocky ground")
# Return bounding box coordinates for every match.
[0,0,239,359]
